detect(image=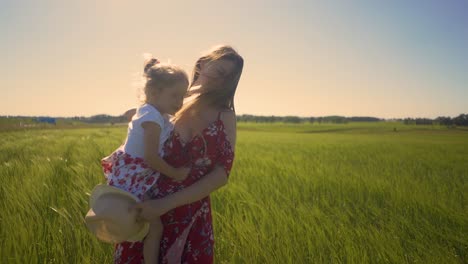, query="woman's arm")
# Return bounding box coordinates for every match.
[165,165,229,208]
[165,111,237,208]
[133,165,229,221]
[134,111,237,220]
